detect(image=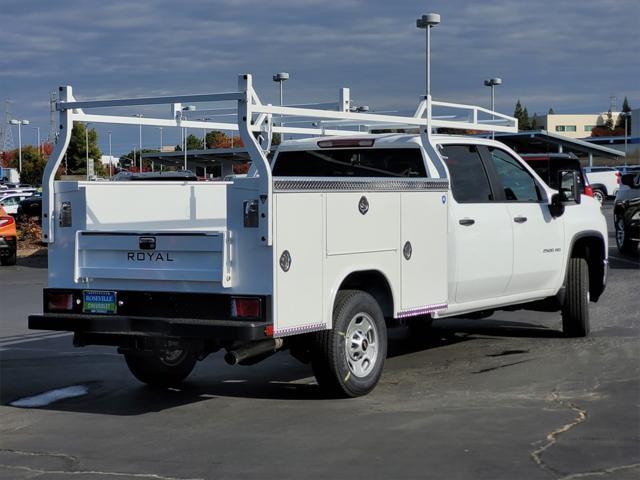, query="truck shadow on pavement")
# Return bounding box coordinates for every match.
[1,317,564,412]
